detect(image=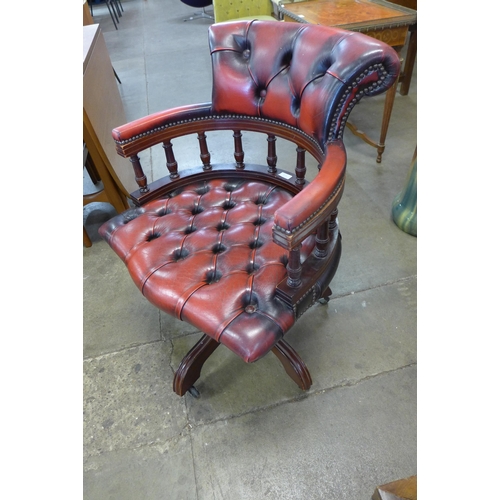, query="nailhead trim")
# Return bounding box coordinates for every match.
[273,176,344,235]
[115,114,322,152]
[328,64,389,141]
